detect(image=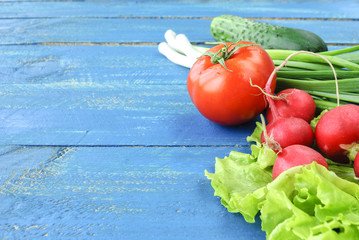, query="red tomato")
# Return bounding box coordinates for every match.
[187,42,276,125]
